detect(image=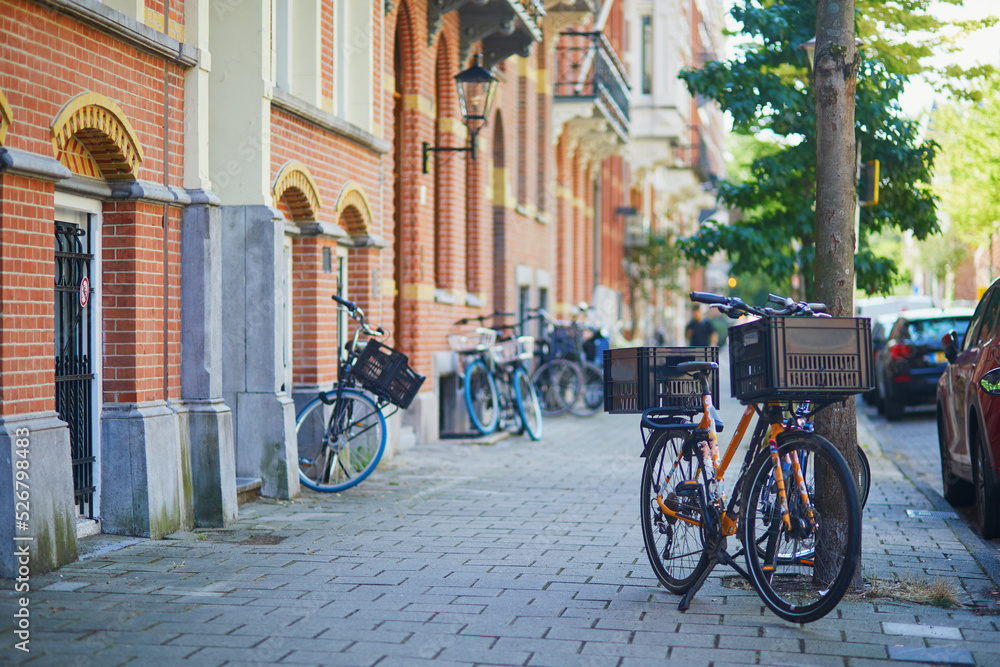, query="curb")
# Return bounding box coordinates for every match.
[856,410,1000,595]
